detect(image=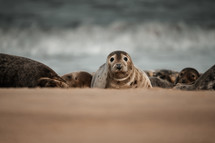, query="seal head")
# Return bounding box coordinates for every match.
[175,68,200,85]
[61,71,92,88]
[107,51,133,81]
